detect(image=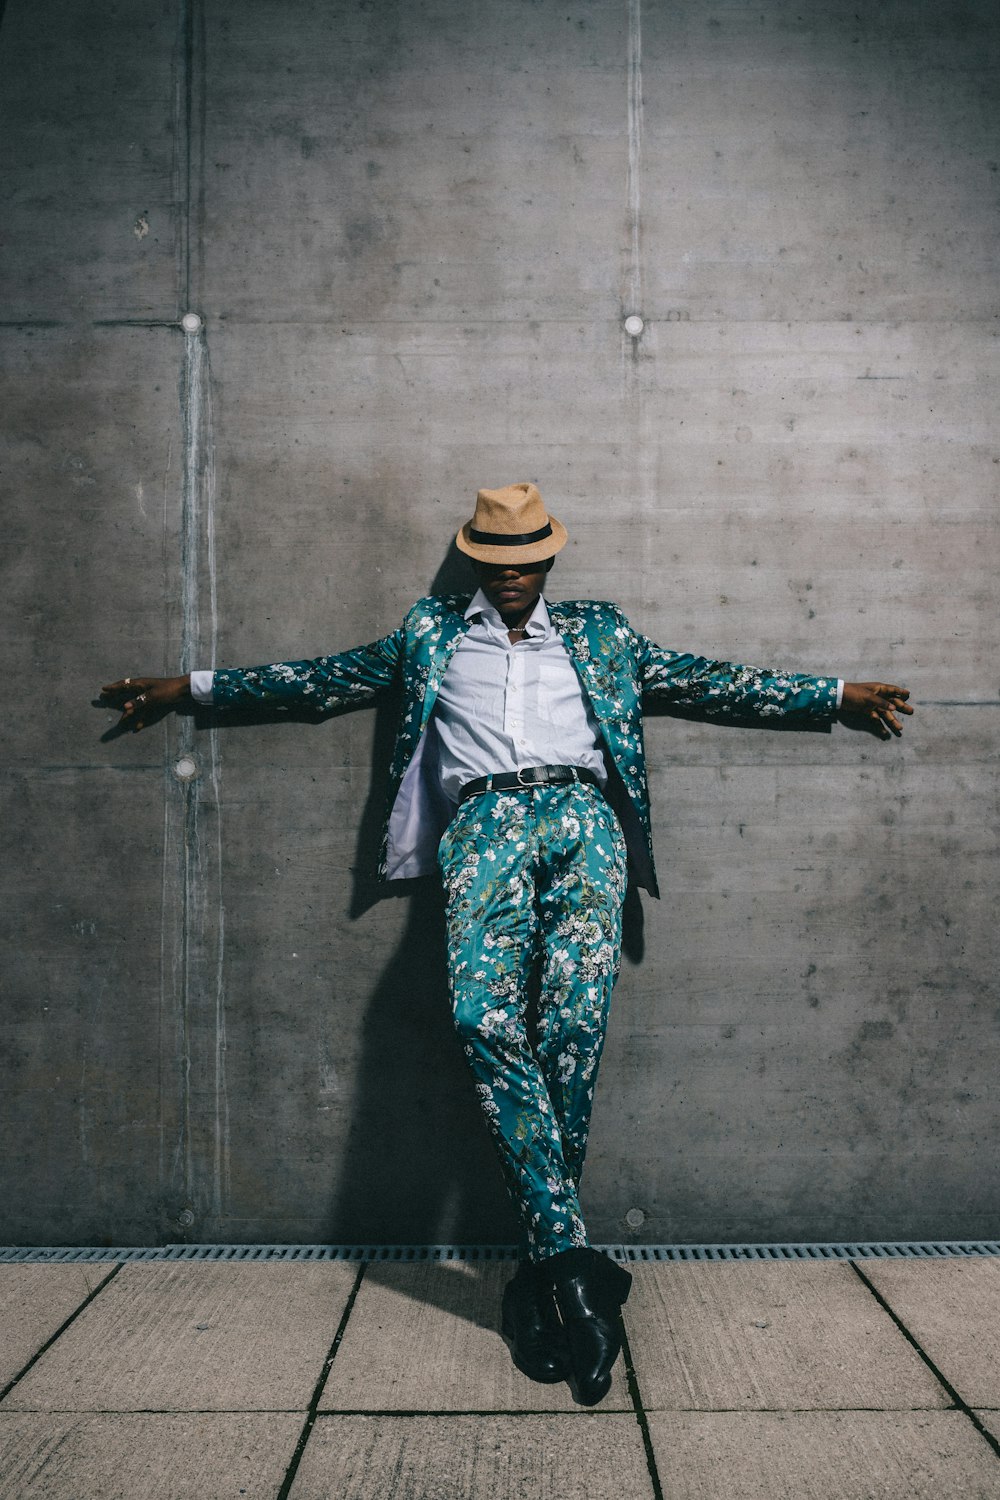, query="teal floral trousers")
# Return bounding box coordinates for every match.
[437,783,628,1262]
